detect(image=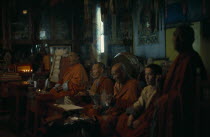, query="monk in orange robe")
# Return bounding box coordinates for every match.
[116,64,163,137]
[84,62,114,117]
[154,24,207,137]
[50,52,88,103]
[96,63,140,137]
